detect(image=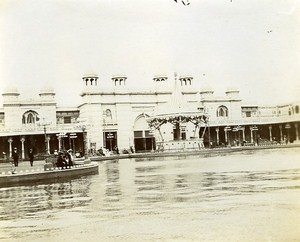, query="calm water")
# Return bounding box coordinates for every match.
[1,147,300,242]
